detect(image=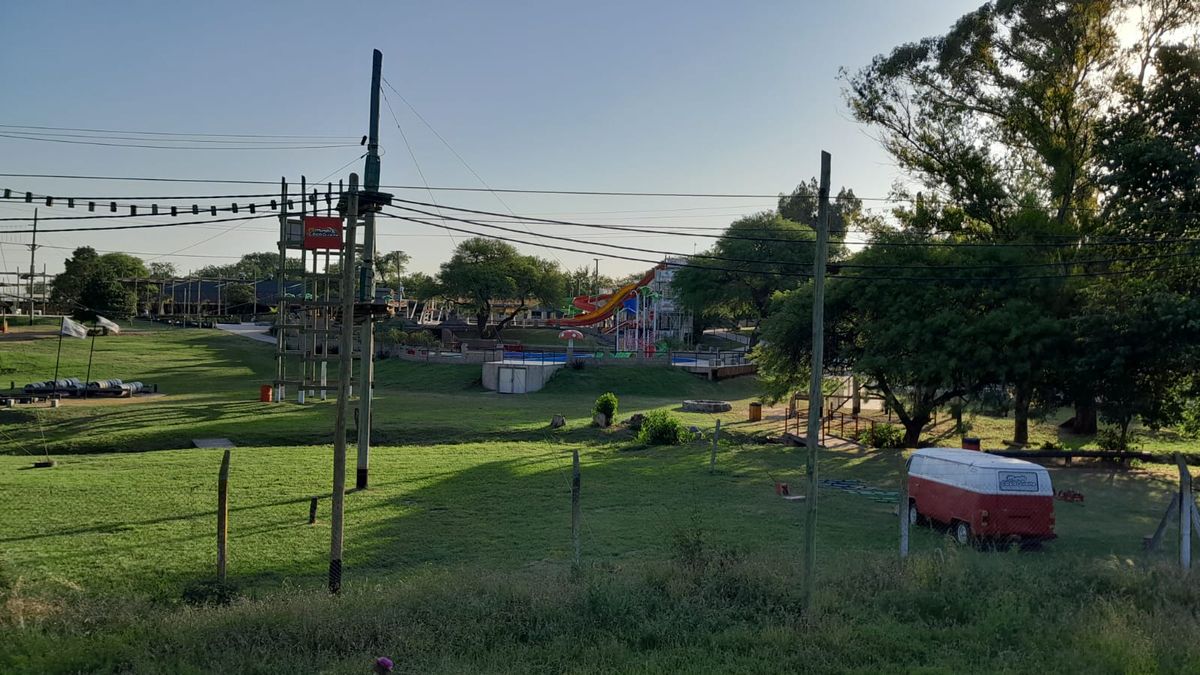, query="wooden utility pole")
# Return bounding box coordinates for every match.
[898,455,909,559]
[330,174,359,594]
[801,151,831,613]
[572,448,582,567]
[27,209,38,325]
[1179,454,1191,569]
[217,448,231,582]
[357,49,384,490]
[710,418,721,474]
[275,178,288,402]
